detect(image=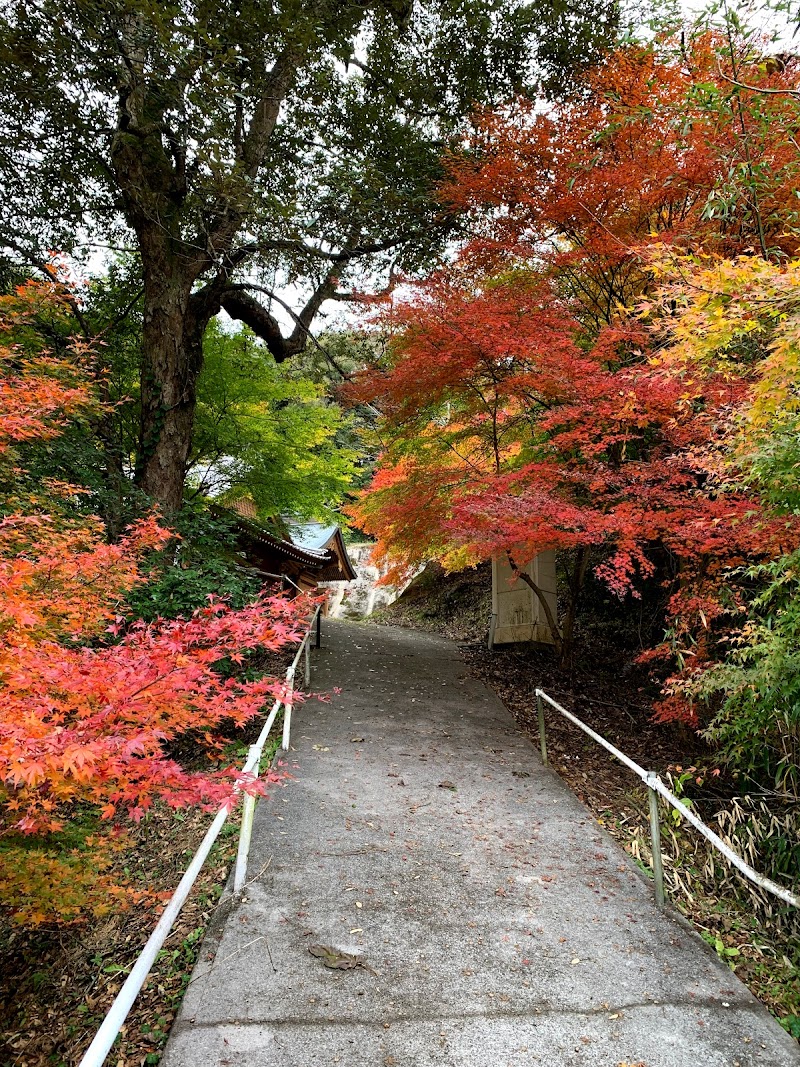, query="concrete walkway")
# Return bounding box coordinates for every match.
[162,621,800,1066]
